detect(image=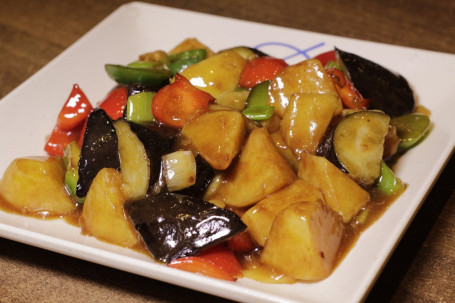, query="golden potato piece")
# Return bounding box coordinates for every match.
[268,59,342,117]
[180,50,247,98]
[209,127,296,208]
[281,93,340,156]
[0,157,76,216]
[79,168,139,248]
[298,154,370,222]
[242,179,323,246]
[182,110,246,170]
[261,200,344,281]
